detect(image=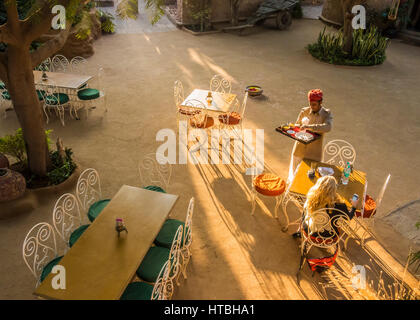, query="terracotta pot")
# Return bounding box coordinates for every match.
[0,168,26,202]
[0,153,9,168]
